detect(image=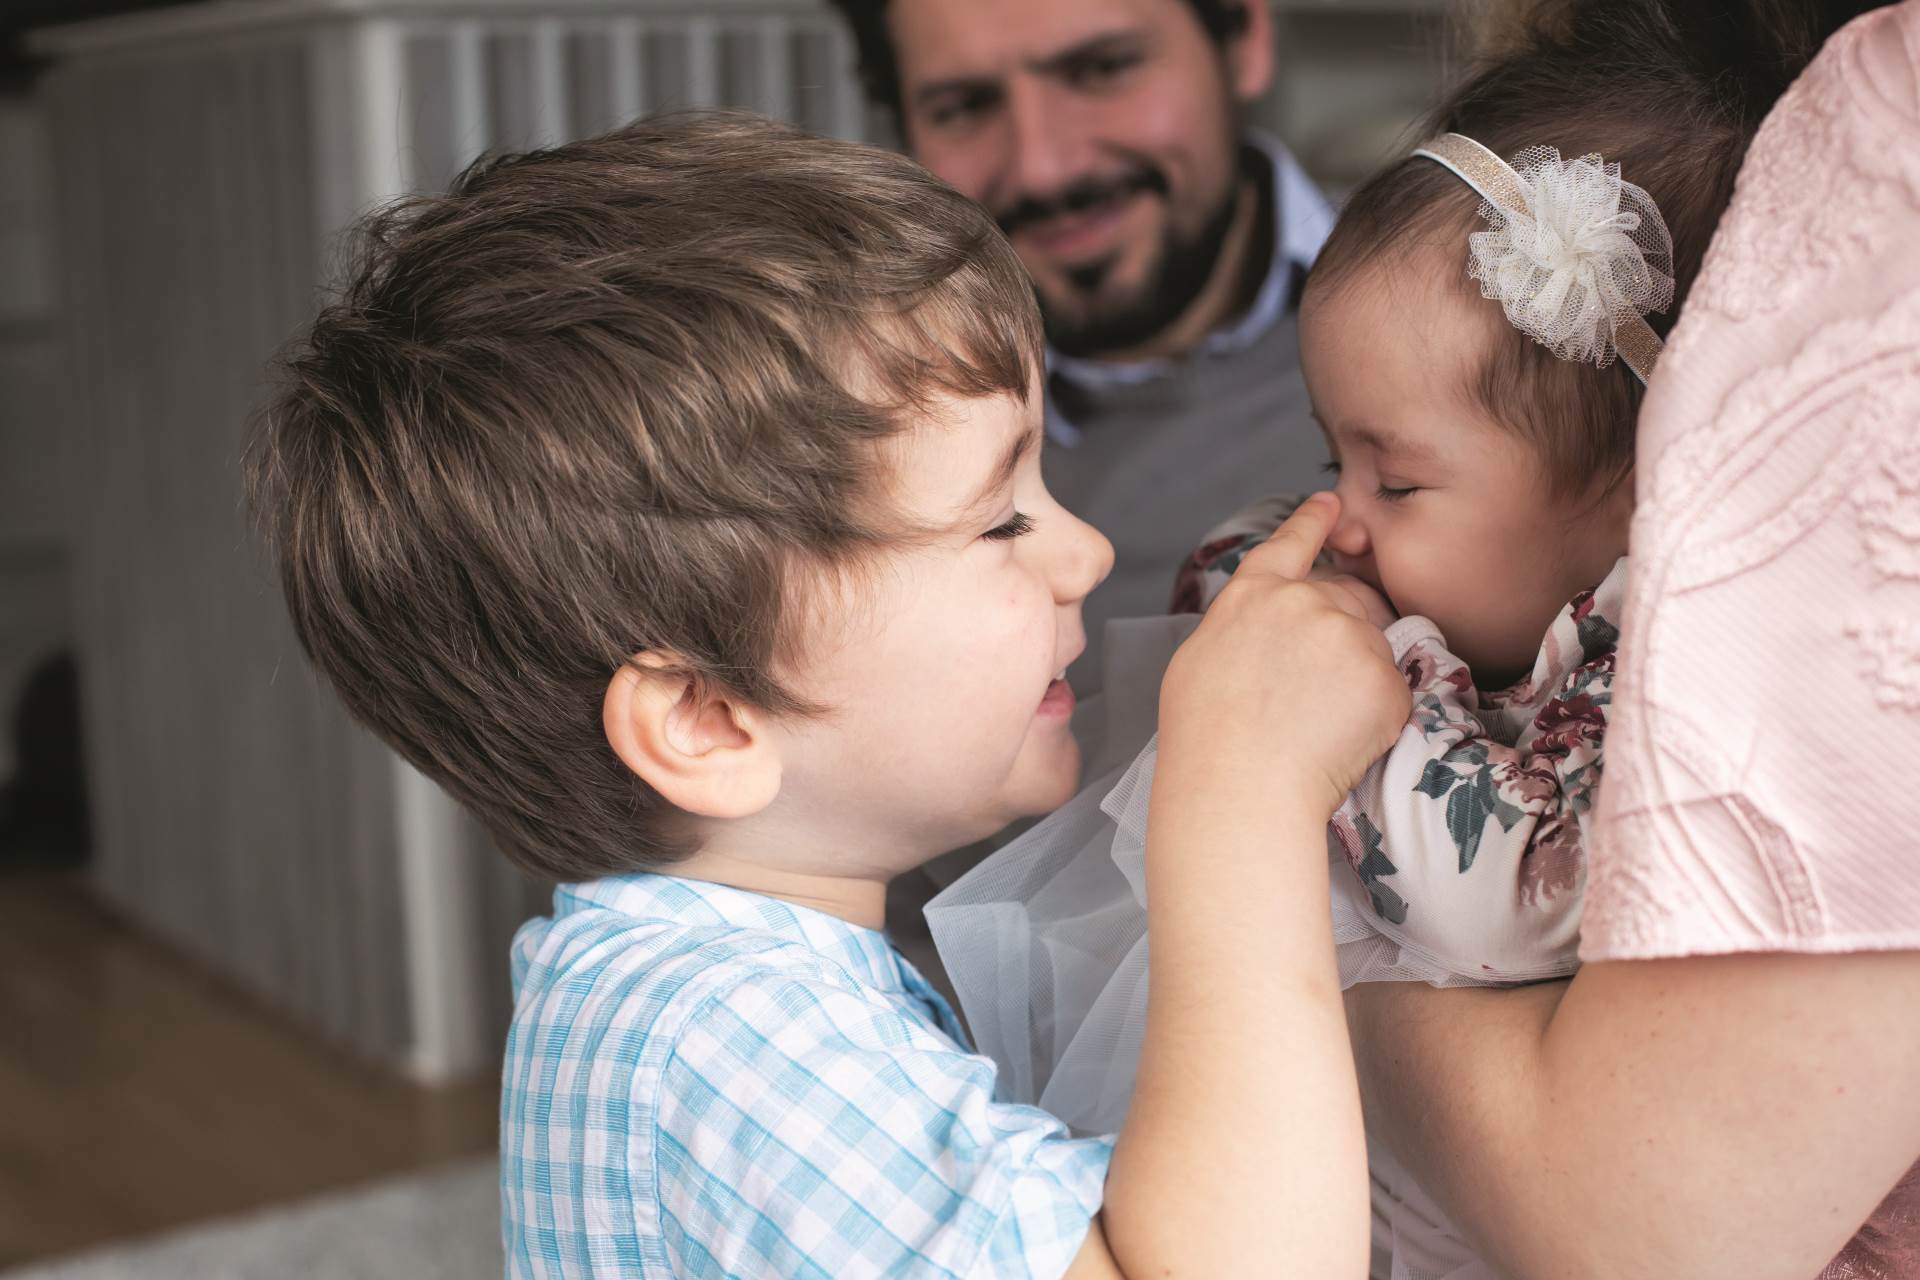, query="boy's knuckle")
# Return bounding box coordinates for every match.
[1210,577,1251,613]
[1308,607,1351,640]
